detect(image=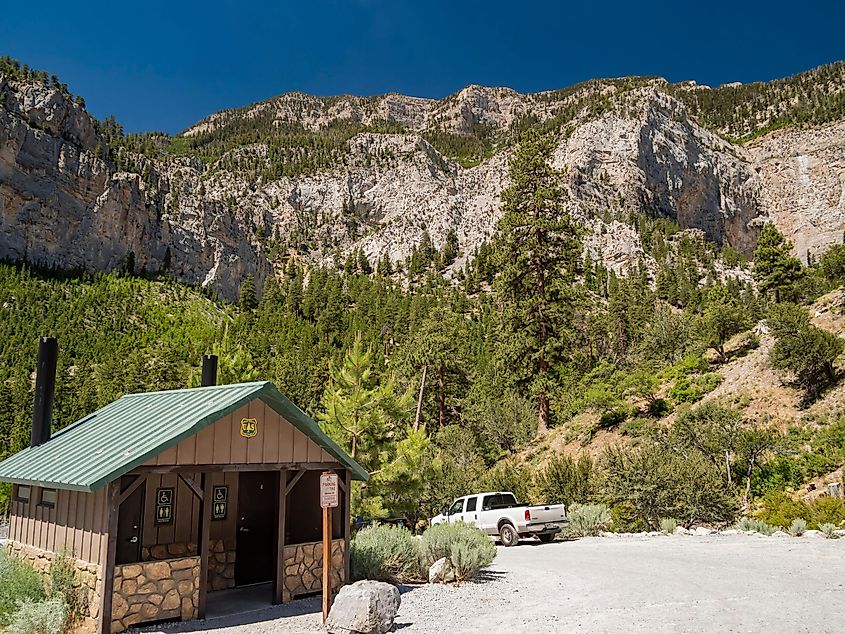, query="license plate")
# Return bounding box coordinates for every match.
[545,523,560,530]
